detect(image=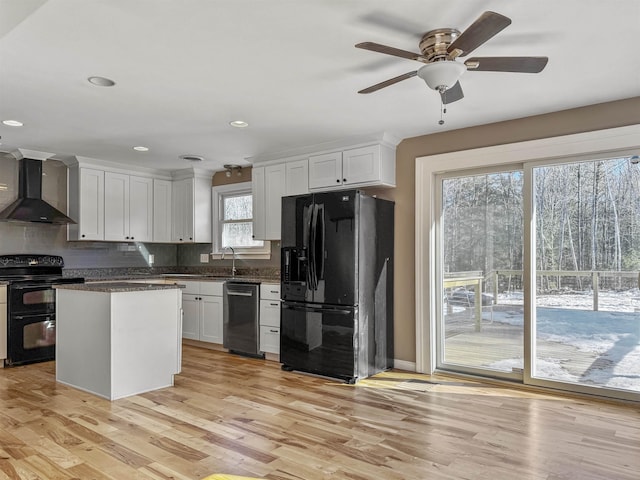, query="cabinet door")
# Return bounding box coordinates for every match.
[252,166,266,240]
[79,168,105,240]
[153,179,172,242]
[342,145,380,185]
[104,172,129,241]
[129,176,153,242]
[260,326,280,354]
[182,294,199,340]
[200,295,223,344]
[260,299,281,328]
[172,178,193,242]
[265,164,286,240]
[308,152,343,189]
[286,159,309,195]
